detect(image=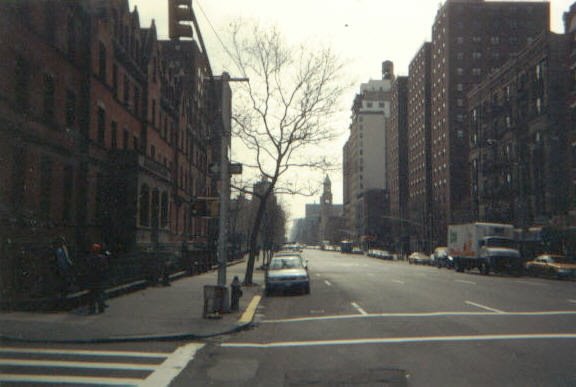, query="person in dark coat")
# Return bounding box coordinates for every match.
[85,243,109,314]
[52,237,74,298]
